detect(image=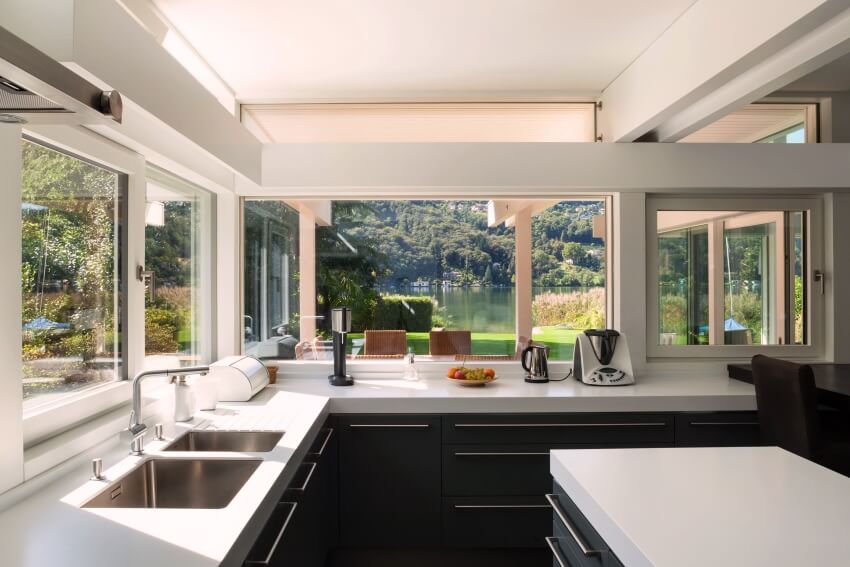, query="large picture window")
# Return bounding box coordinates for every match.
[241,198,610,363]
[21,140,125,403]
